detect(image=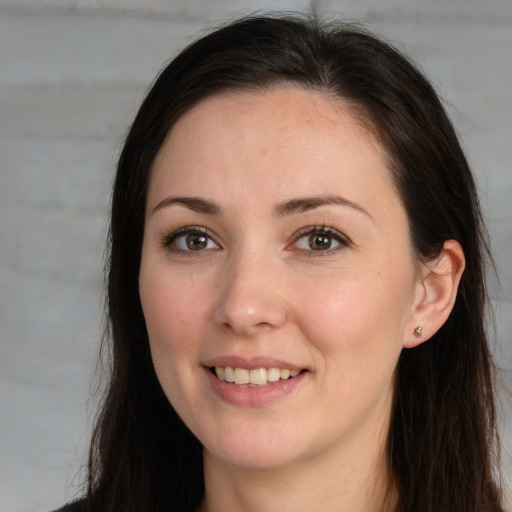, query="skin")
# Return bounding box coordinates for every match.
[139,87,464,512]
